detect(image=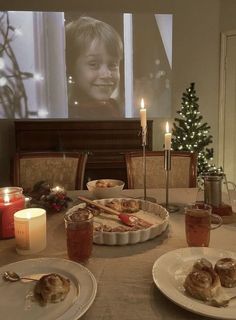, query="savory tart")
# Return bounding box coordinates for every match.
[105,199,140,213]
